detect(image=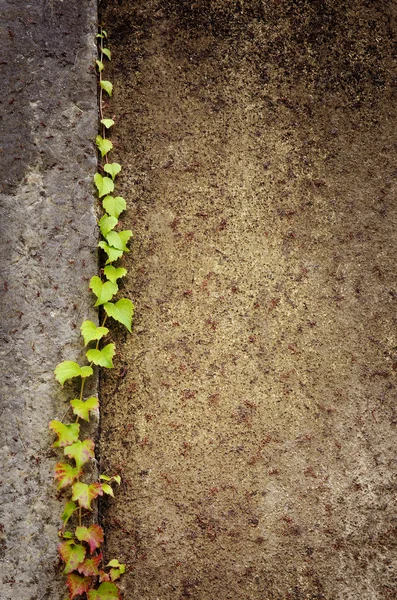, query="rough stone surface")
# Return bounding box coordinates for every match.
[0,2,98,598]
[99,1,397,599]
